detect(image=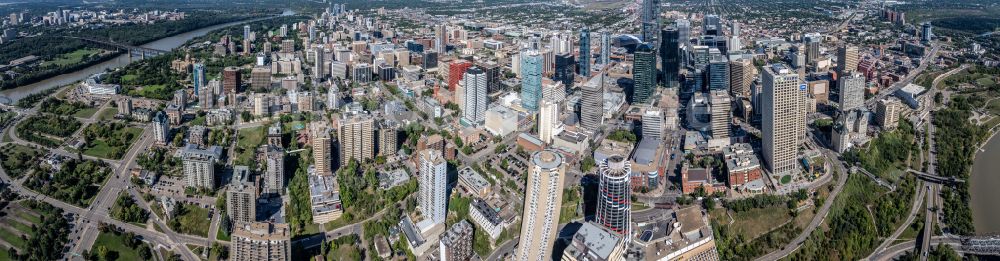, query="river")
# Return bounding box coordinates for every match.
[0,10,296,102]
[970,131,1000,234]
